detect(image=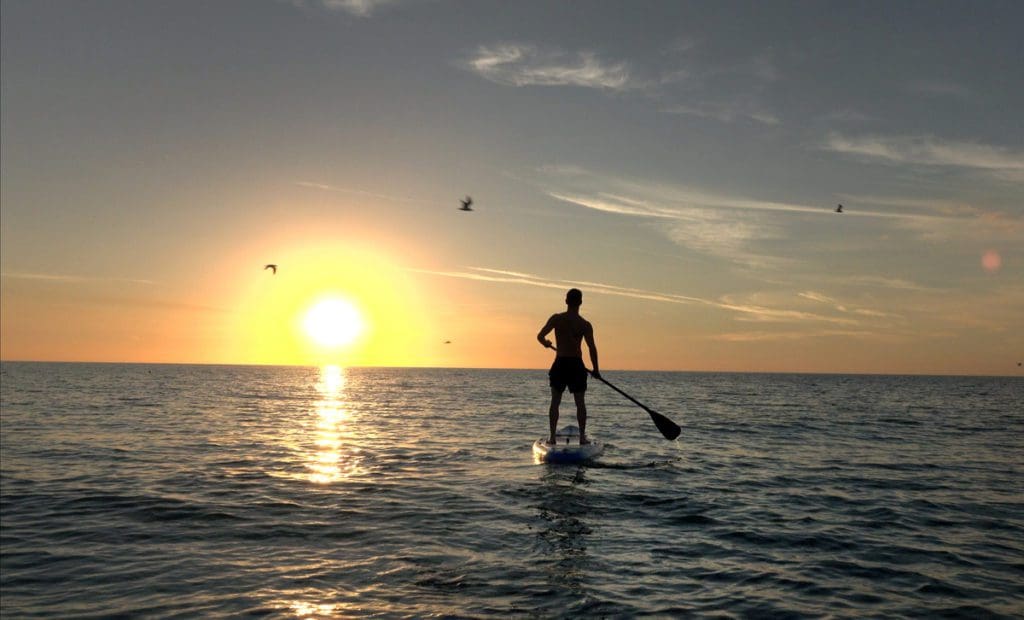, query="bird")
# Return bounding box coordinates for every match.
[835,204,843,213]
[264,264,277,274]
[459,196,473,211]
